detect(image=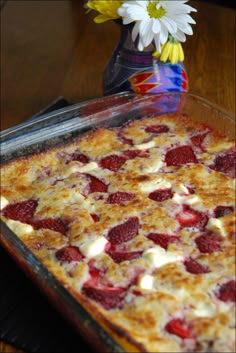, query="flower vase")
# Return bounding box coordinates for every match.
[103,23,188,96]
